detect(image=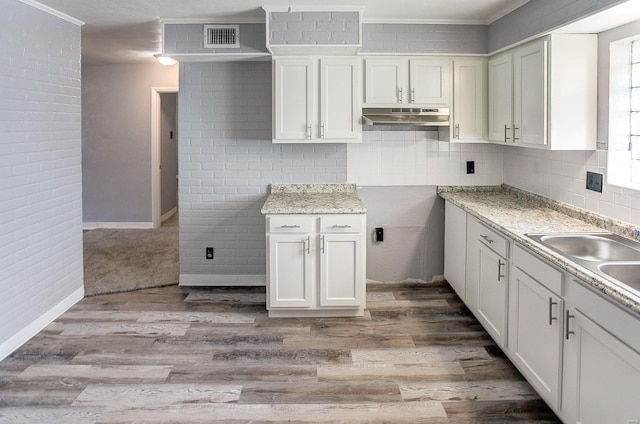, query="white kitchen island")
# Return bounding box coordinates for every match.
[261,184,367,318]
